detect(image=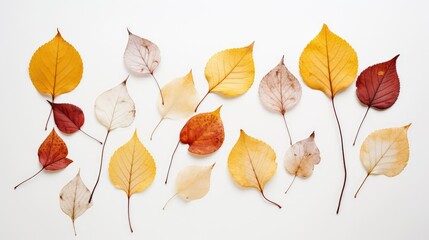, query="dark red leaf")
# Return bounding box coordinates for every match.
[356,55,400,109]
[48,101,84,134]
[39,129,73,170]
